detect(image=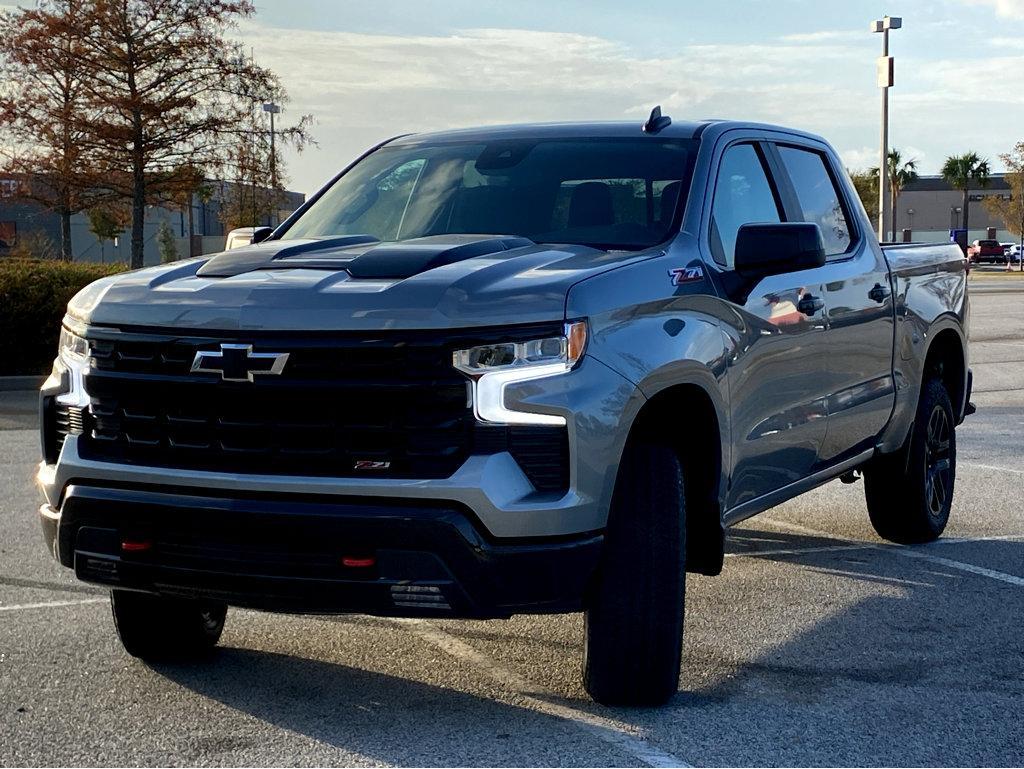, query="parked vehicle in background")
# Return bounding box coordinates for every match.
[1006,244,1021,263]
[968,239,1007,263]
[224,226,273,250]
[37,114,973,706]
